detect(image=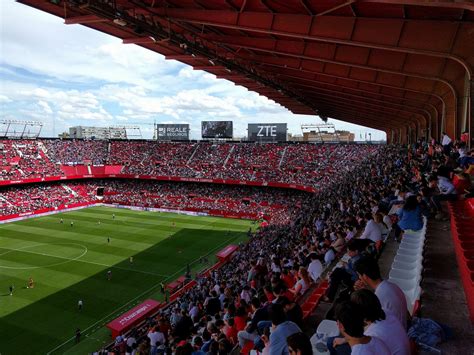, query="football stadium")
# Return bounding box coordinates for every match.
[1,1,474,355]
